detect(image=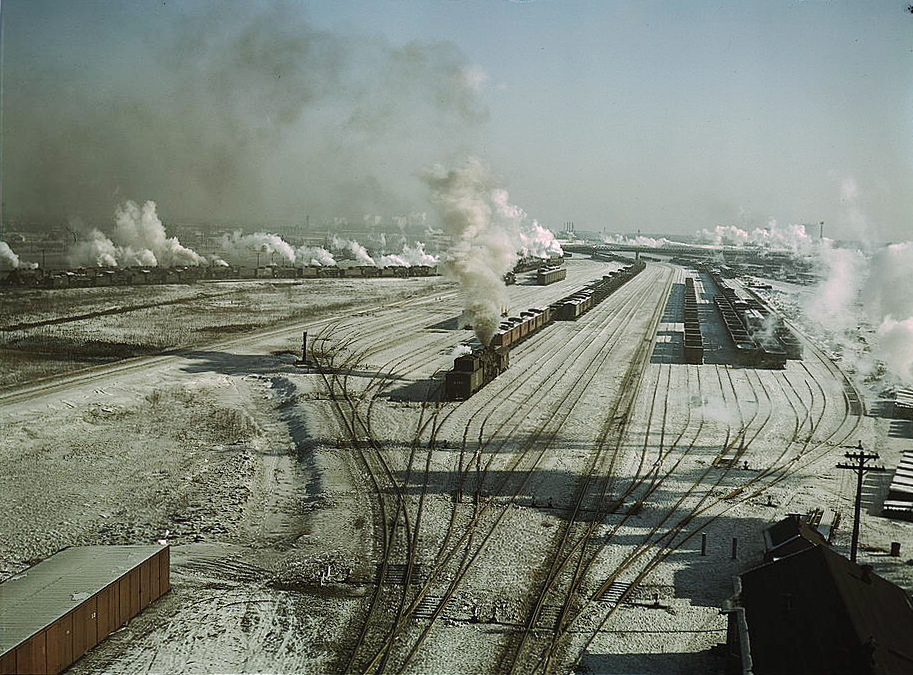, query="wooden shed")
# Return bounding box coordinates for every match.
[0,545,169,675]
